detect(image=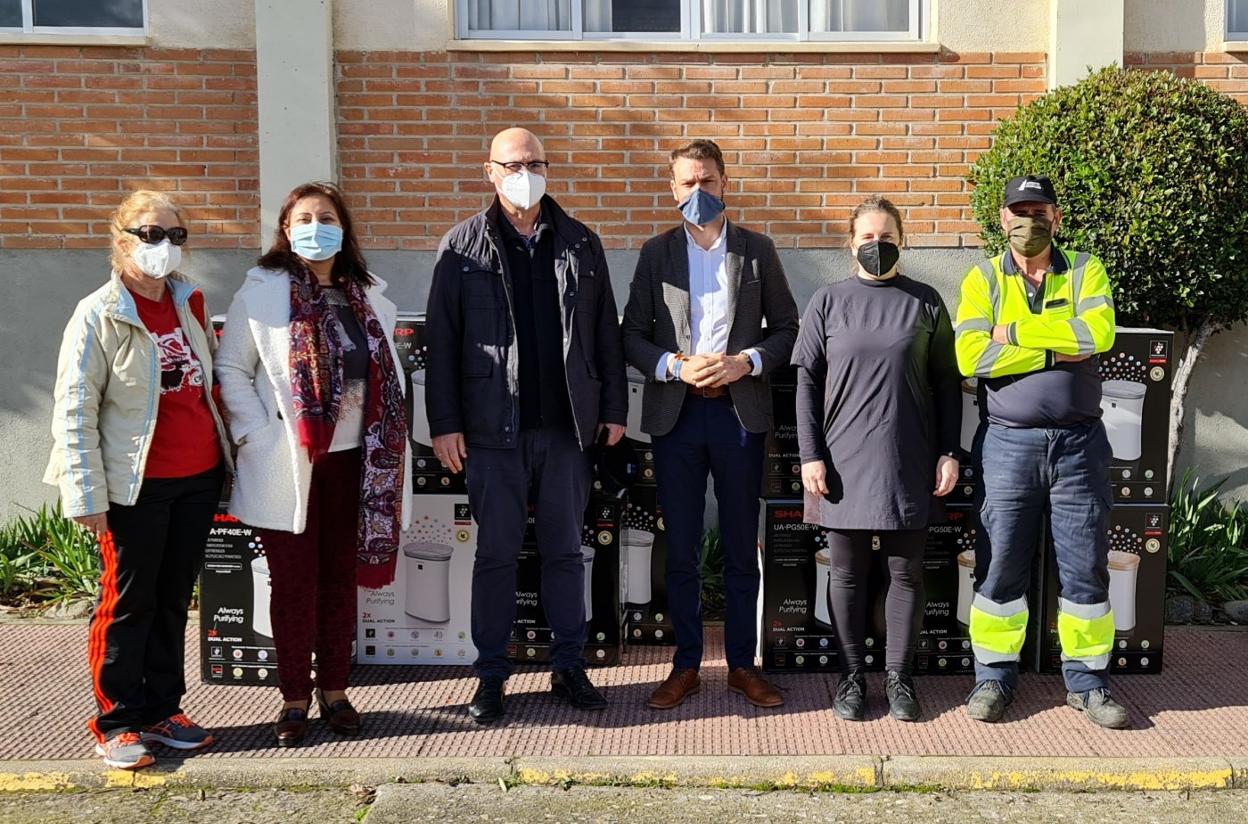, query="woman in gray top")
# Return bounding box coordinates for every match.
[793,196,961,723]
